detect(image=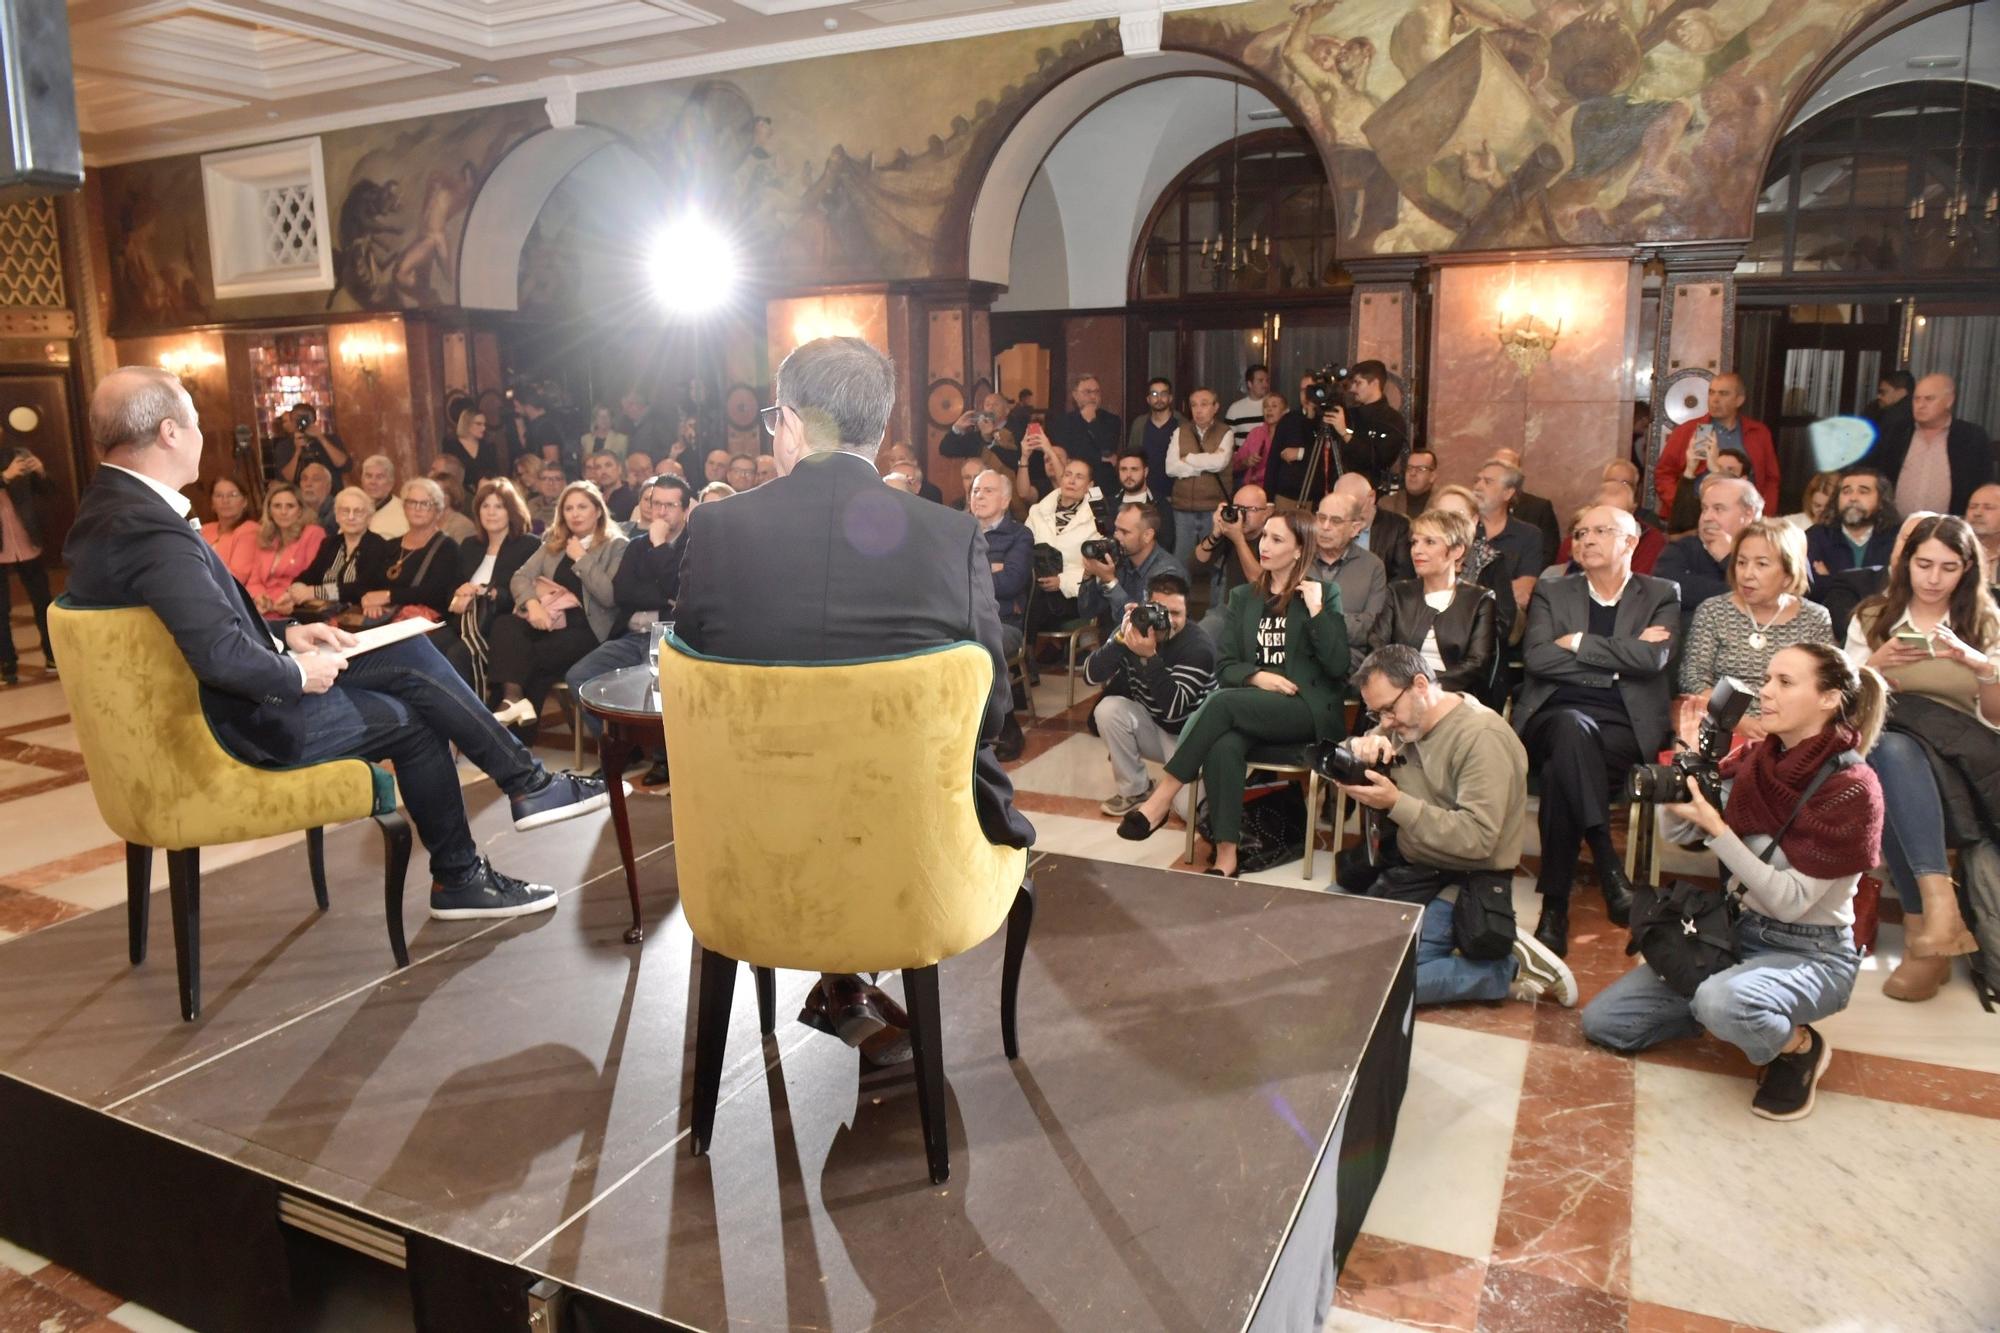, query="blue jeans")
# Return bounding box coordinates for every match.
[239,637,545,882]
[1414,892,1517,1005]
[566,631,649,737]
[1580,912,1859,1066]
[1867,730,1950,913]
